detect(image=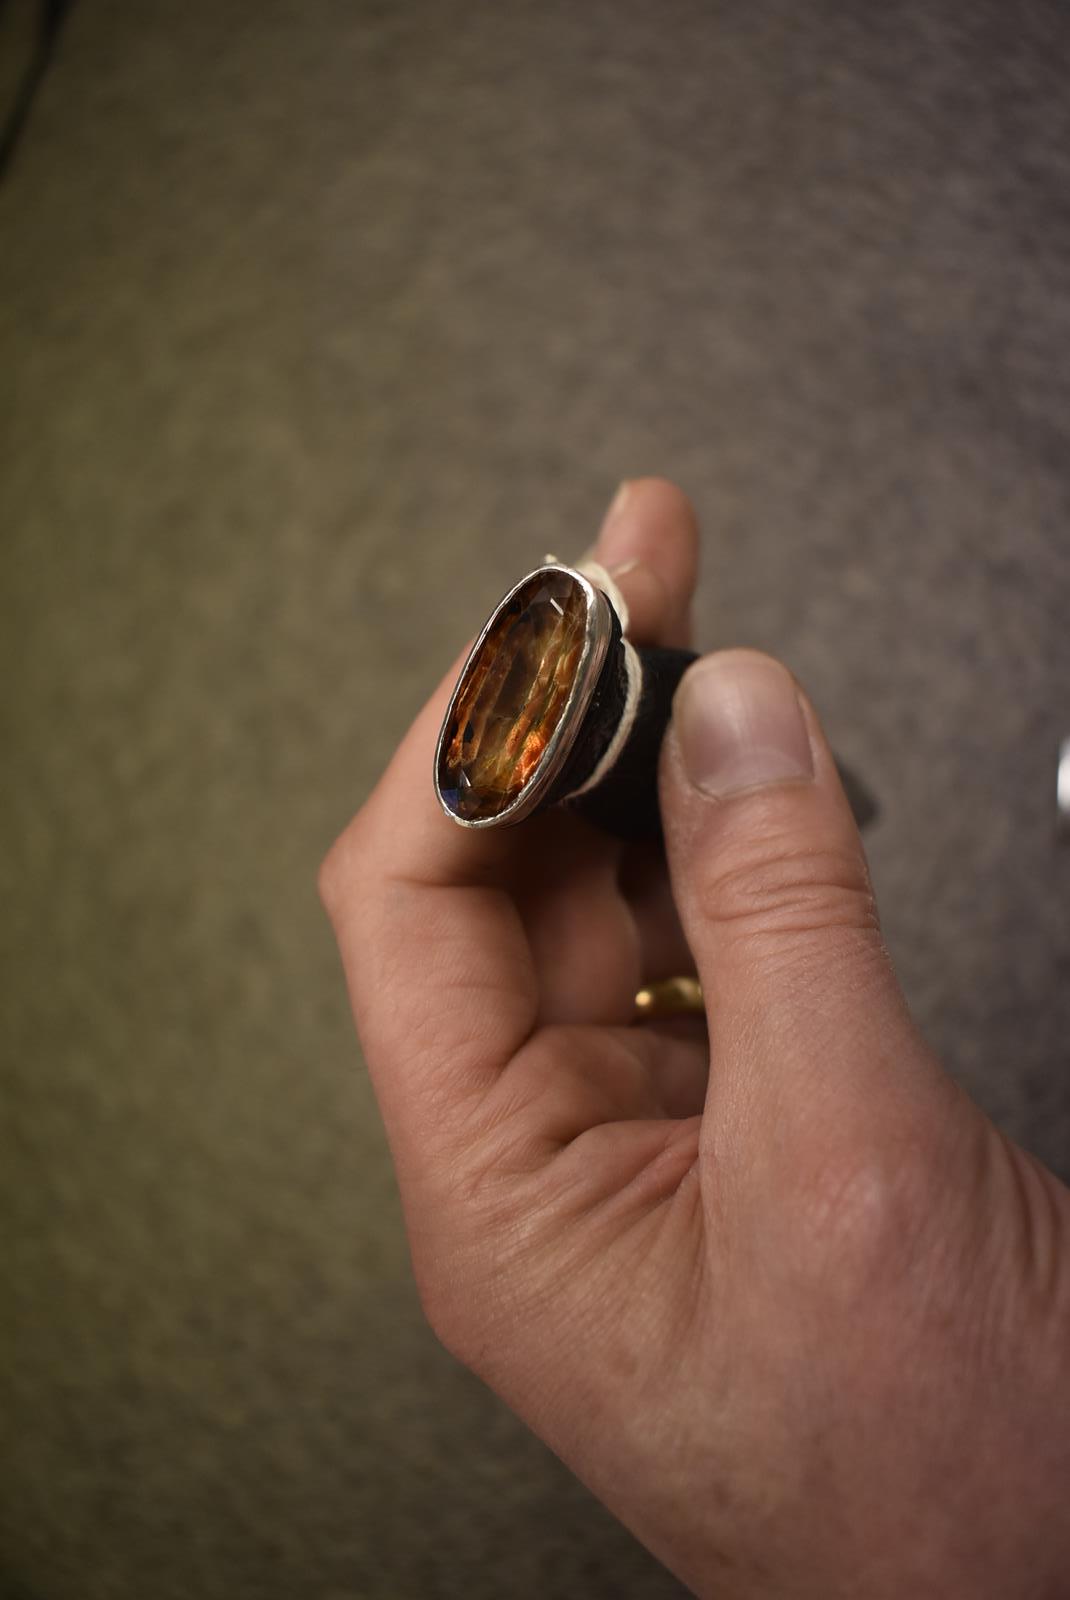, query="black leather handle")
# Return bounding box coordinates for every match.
[558,645,879,842]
